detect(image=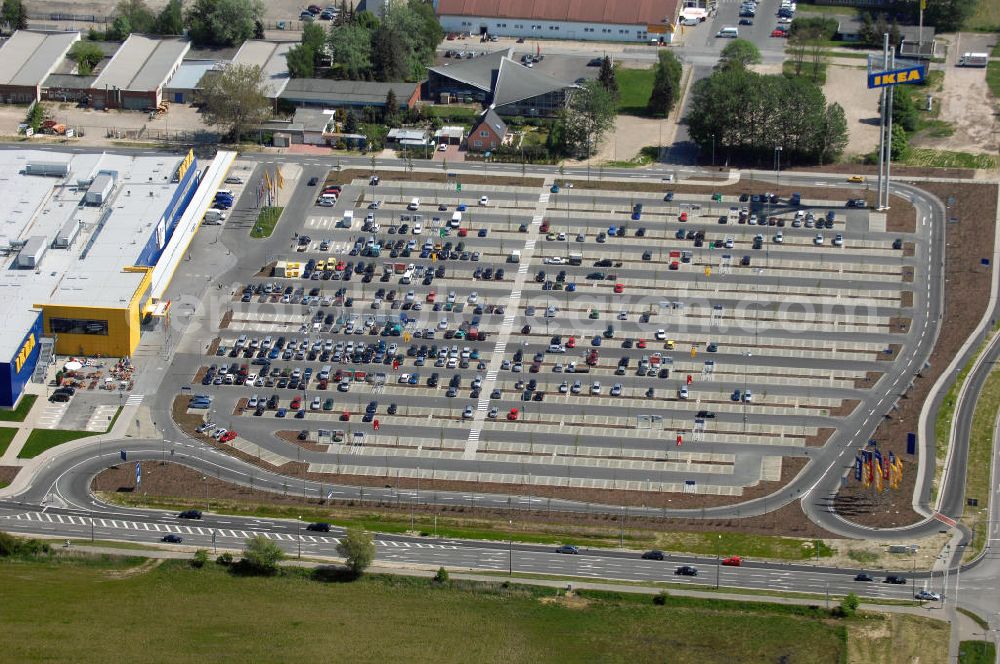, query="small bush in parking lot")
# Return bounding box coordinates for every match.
[191,549,208,569]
